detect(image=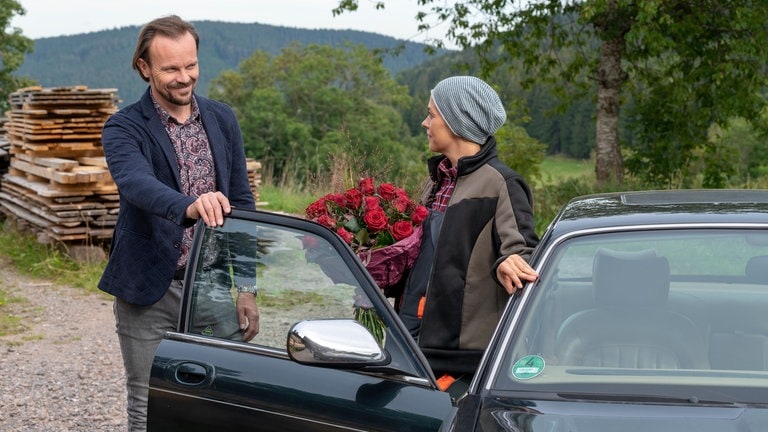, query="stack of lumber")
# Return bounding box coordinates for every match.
[0,86,120,243]
[246,158,263,205]
[0,117,9,179]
